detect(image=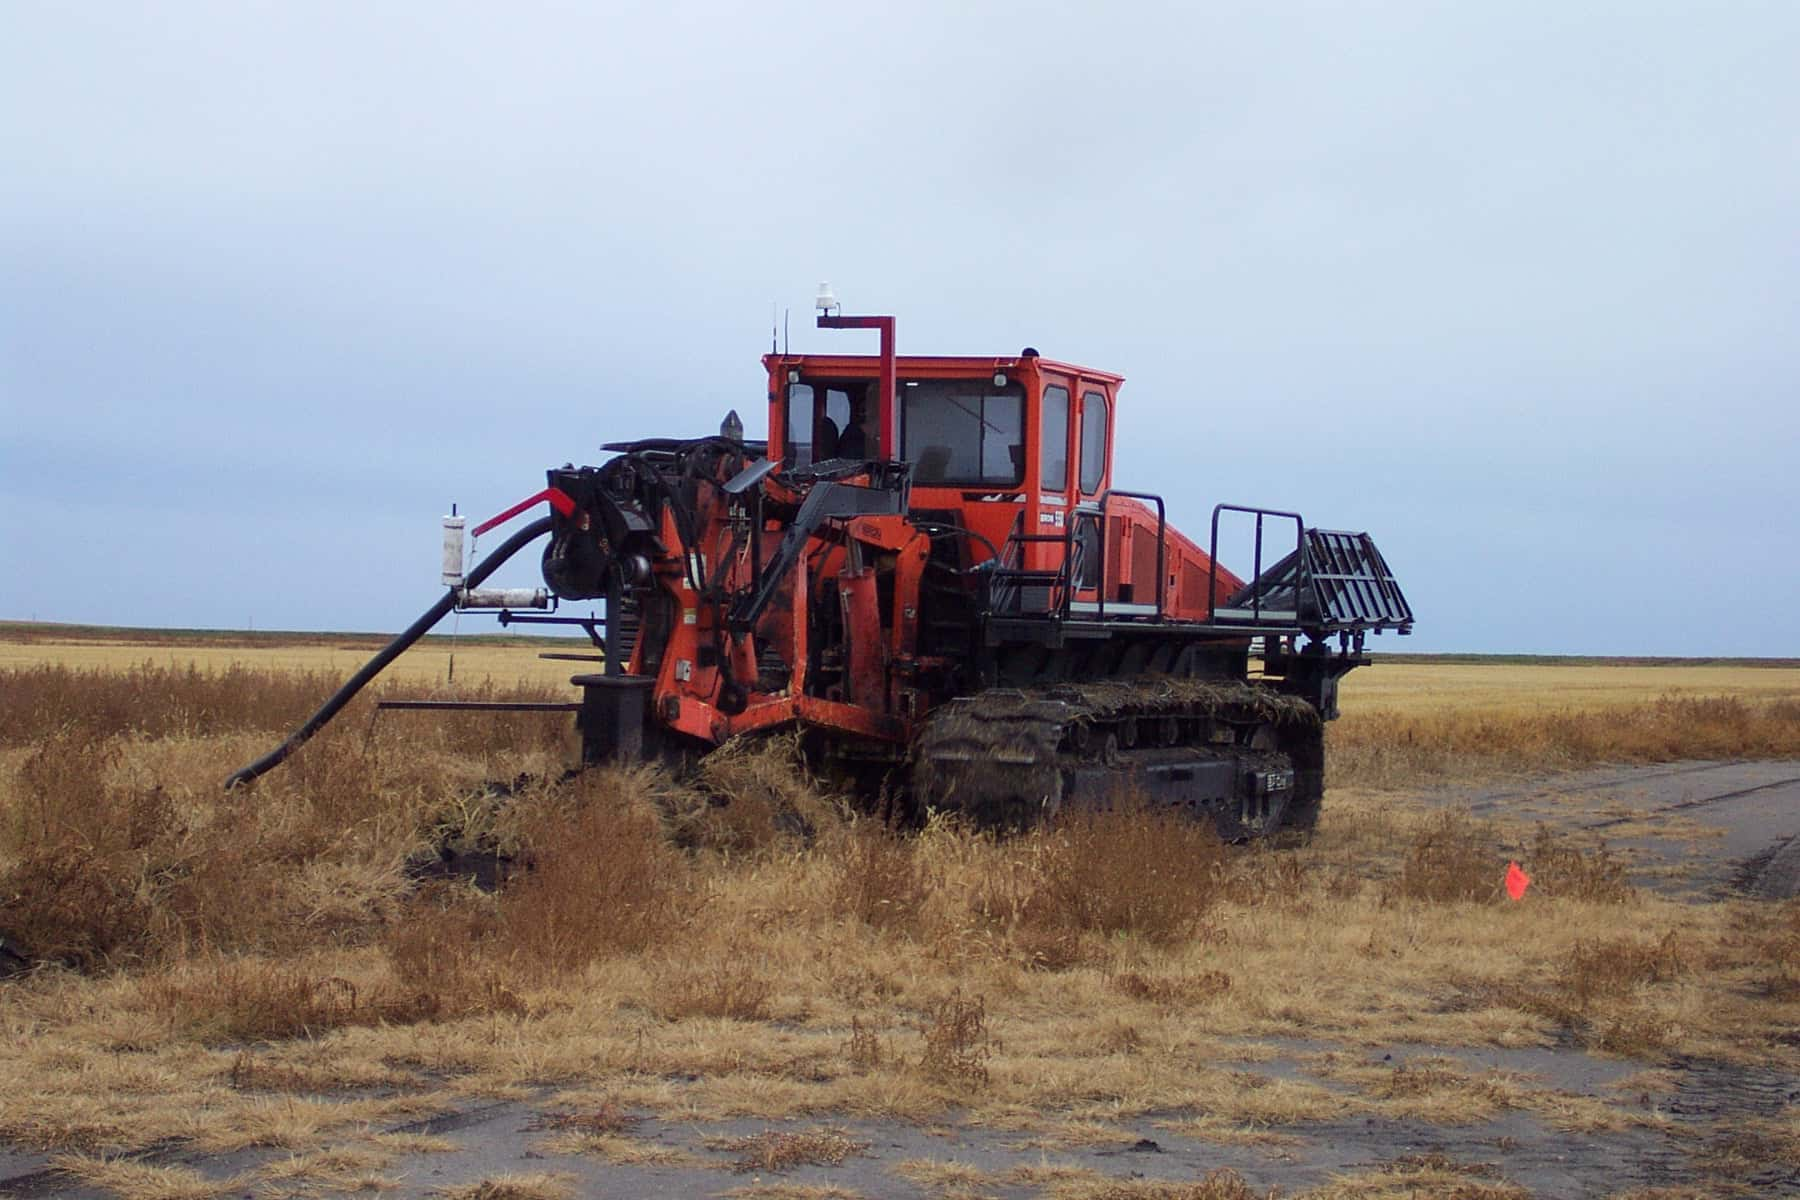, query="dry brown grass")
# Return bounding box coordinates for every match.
[0,630,579,689]
[0,681,567,973]
[1389,810,1634,906]
[145,956,431,1042]
[1525,823,1634,903]
[3,648,1799,1176]
[1047,1170,1276,1200]
[250,1143,399,1195]
[1016,797,1229,943]
[490,767,697,965]
[1295,1154,1527,1199]
[1331,693,1800,789]
[892,1157,1002,1195]
[916,990,996,1088]
[0,660,574,747]
[832,819,930,930]
[528,1101,640,1135]
[1395,811,1507,903]
[534,1129,702,1166]
[707,1126,871,1172]
[1564,933,1690,1004]
[1112,969,1233,1006]
[50,1156,240,1200]
[719,1186,869,1200]
[651,956,777,1021]
[435,1174,574,1200]
[688,733,850,850]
